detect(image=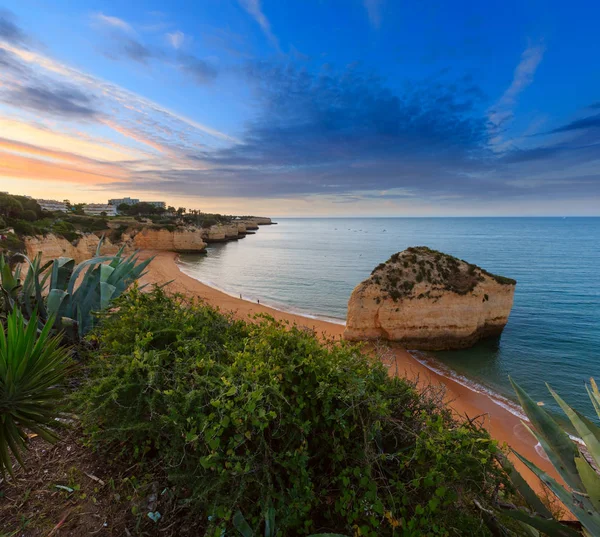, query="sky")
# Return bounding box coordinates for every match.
[0,1,599,216]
